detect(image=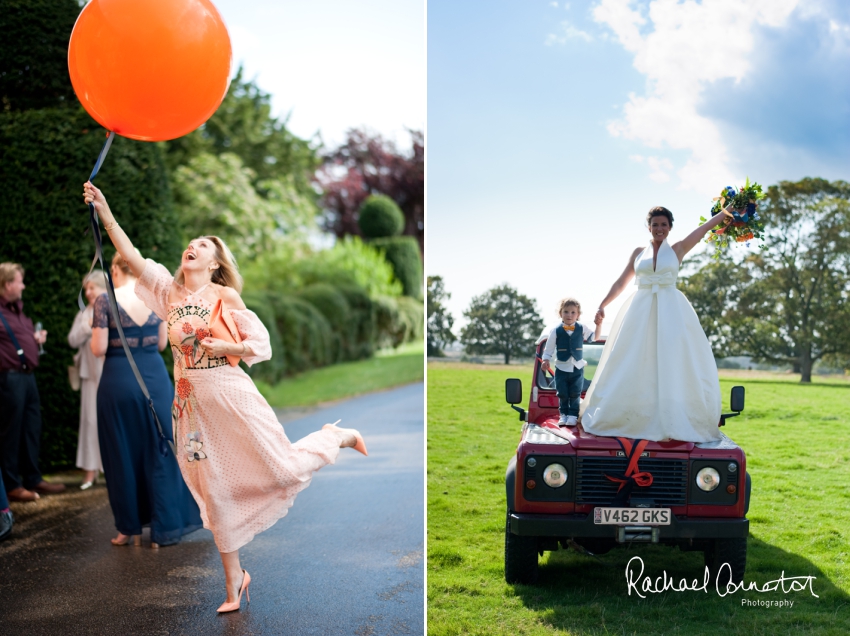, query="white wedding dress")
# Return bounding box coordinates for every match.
[580,239,721,443]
